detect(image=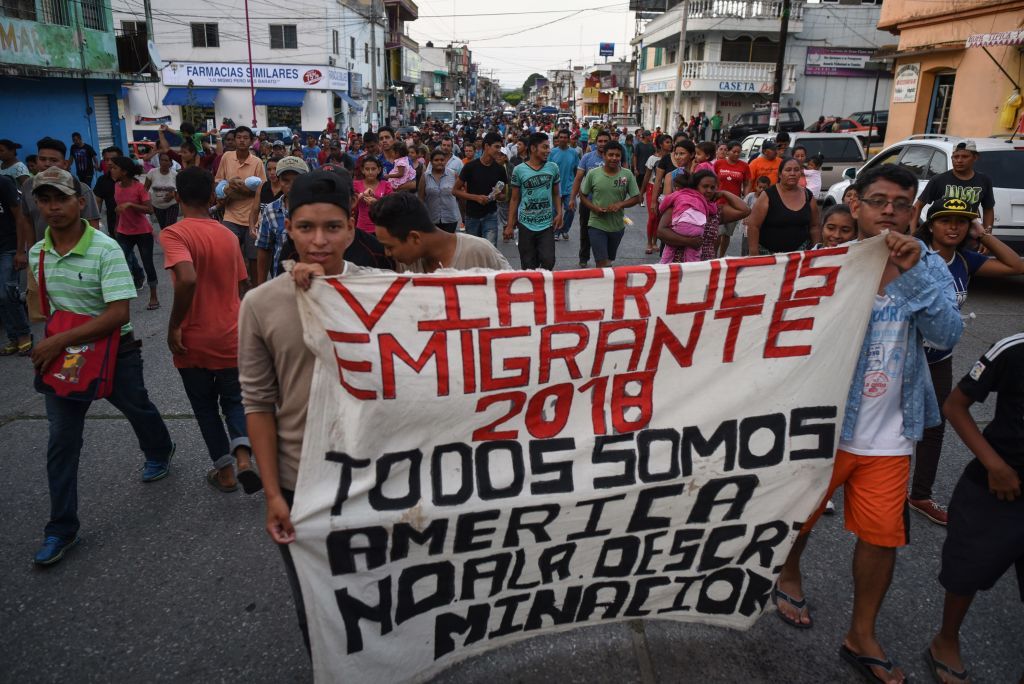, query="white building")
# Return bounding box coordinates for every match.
[114,0,386,140]
[635,0,890,131]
